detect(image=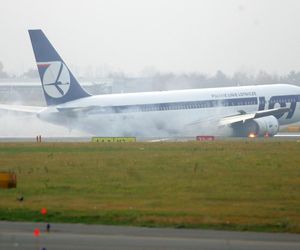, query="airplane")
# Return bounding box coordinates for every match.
[1,29,300,137]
